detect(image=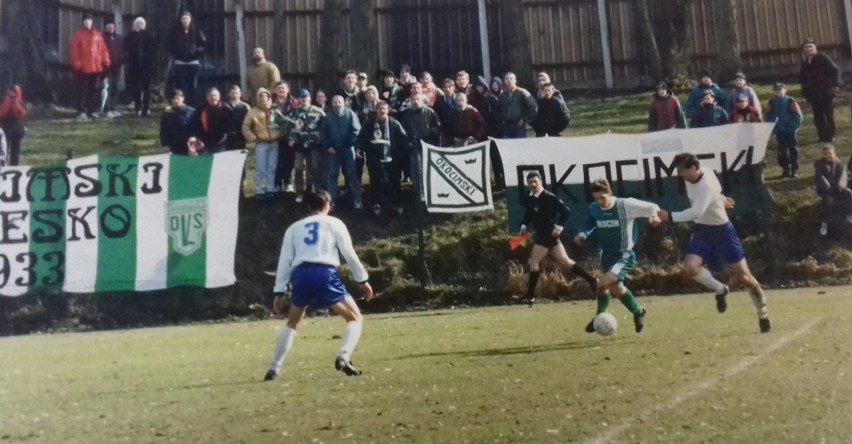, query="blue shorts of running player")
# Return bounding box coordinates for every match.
[687,222,746,270]
[290,263,348,308]
[601,251,636,282]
